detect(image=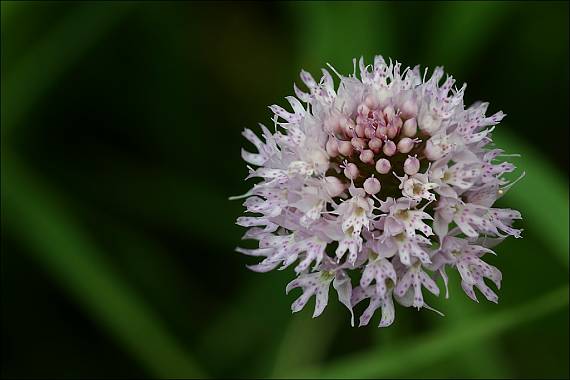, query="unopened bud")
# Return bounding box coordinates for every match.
[364,126,376,139]
[376,158,391,174]
[355,123,365,138]
[376,126,388,138]
[424,139,443,161]
[402,118,418,137]
[392,116,403,130]
[397,137,414,154]
[383,140,397,156]
[359,149,375,164]
[341,118,356,136]
[364,177,381,195]
[365,95,379,109]
[338,140,354,156]
[368,138,383,153]
[343,163,359,179]
[383,106,396,121]
[351,137,367,151]
[400,99,418,119]
[404,156,420,175]
[324,176,346,197]
[387,125,399,139]
[326,137,339,157]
